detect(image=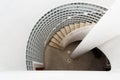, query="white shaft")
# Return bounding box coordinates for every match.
[98,35,120,71]
[71,0,120,58]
